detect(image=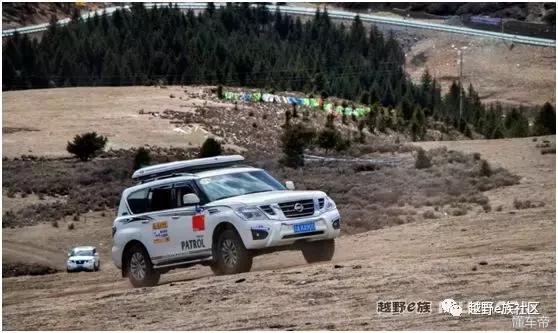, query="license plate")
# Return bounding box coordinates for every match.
[293,222,316,233]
